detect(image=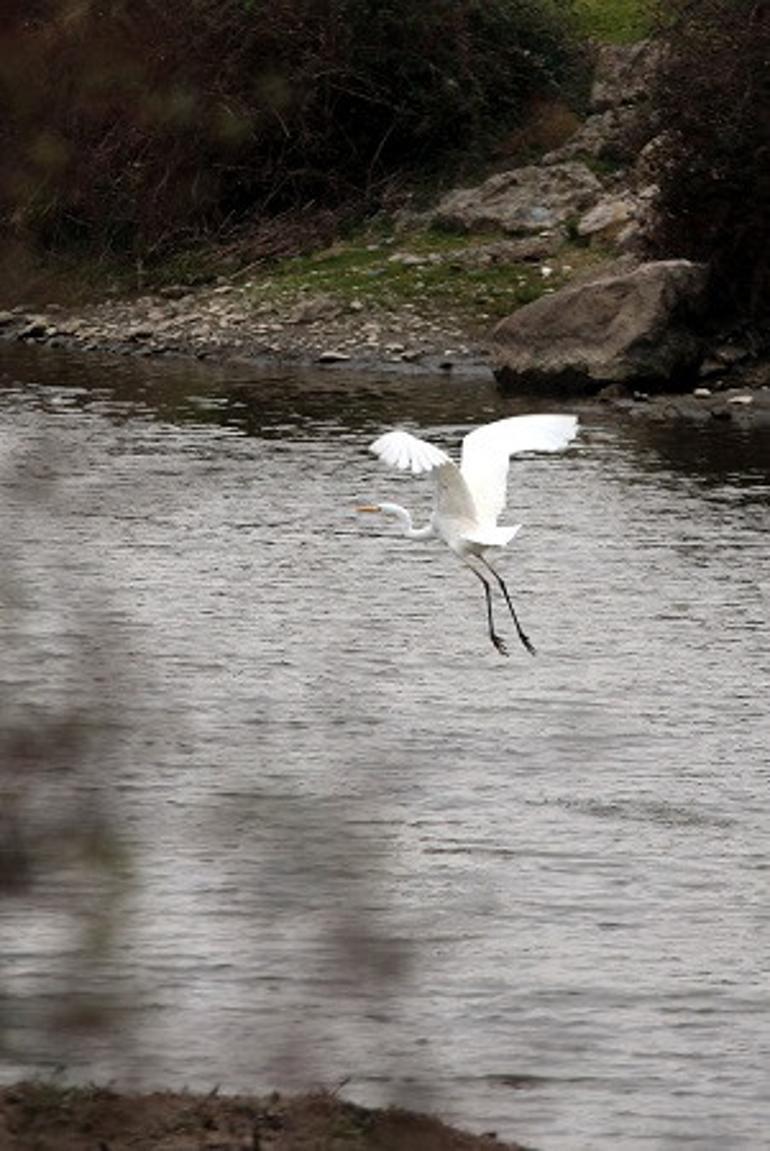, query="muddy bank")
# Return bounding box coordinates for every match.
[0,1083,531,1151]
